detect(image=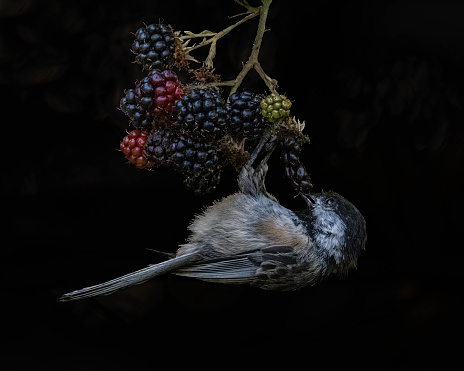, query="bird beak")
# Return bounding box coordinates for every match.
[302,194,316,209]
